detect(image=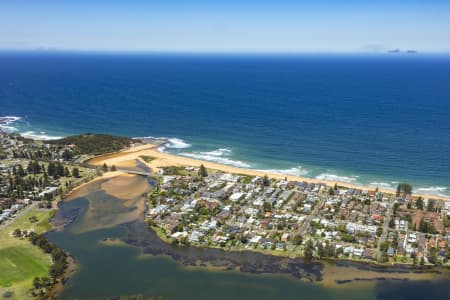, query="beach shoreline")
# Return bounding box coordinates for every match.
[2,115,449,199]
[89,143,450,202]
